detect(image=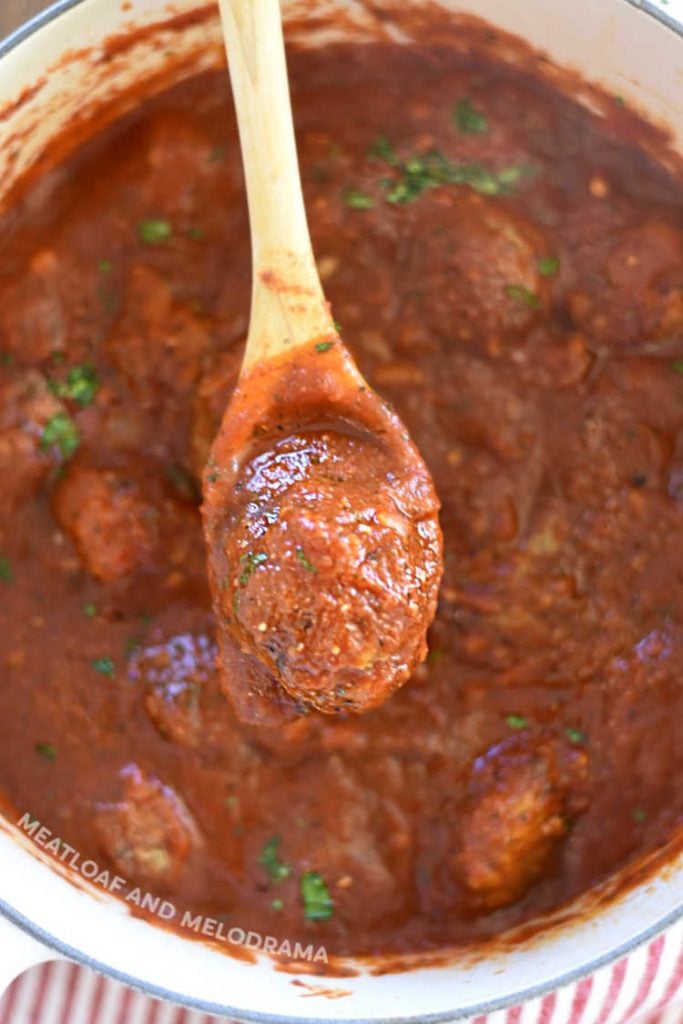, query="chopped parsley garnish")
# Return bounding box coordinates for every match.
[296,547,318,573]
[239,551,268,586]
[343,187,374,210]
[92,657,115,678]
[138,219,173,244]
[374,146,531,205]
[35,742,56,762]
[671,360,683,374]
[565,726,587,745]
[187,226,205,241]
[506,714,529,730]
[368,136,399,165]
[84,601,97,618]
[40,412,80,460]
[0,351,15,366]
[632,807,647,823]
[497,166,527,185]
[300,871,334,921]
[333,319,342,333]
[538,256,560,277]
[98,259,112,274]
[125,635,143,658]
[614,95,625,107]
[259,837,292,884]
[426,647,444,665]
[165,463,201,503]
[0,557,12,583]
[454,98,488,135]
[49,363,100,408]
[505,284,540,309]
[315,341,334,353]
[209,143,227,163]
[271,897,284,911]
